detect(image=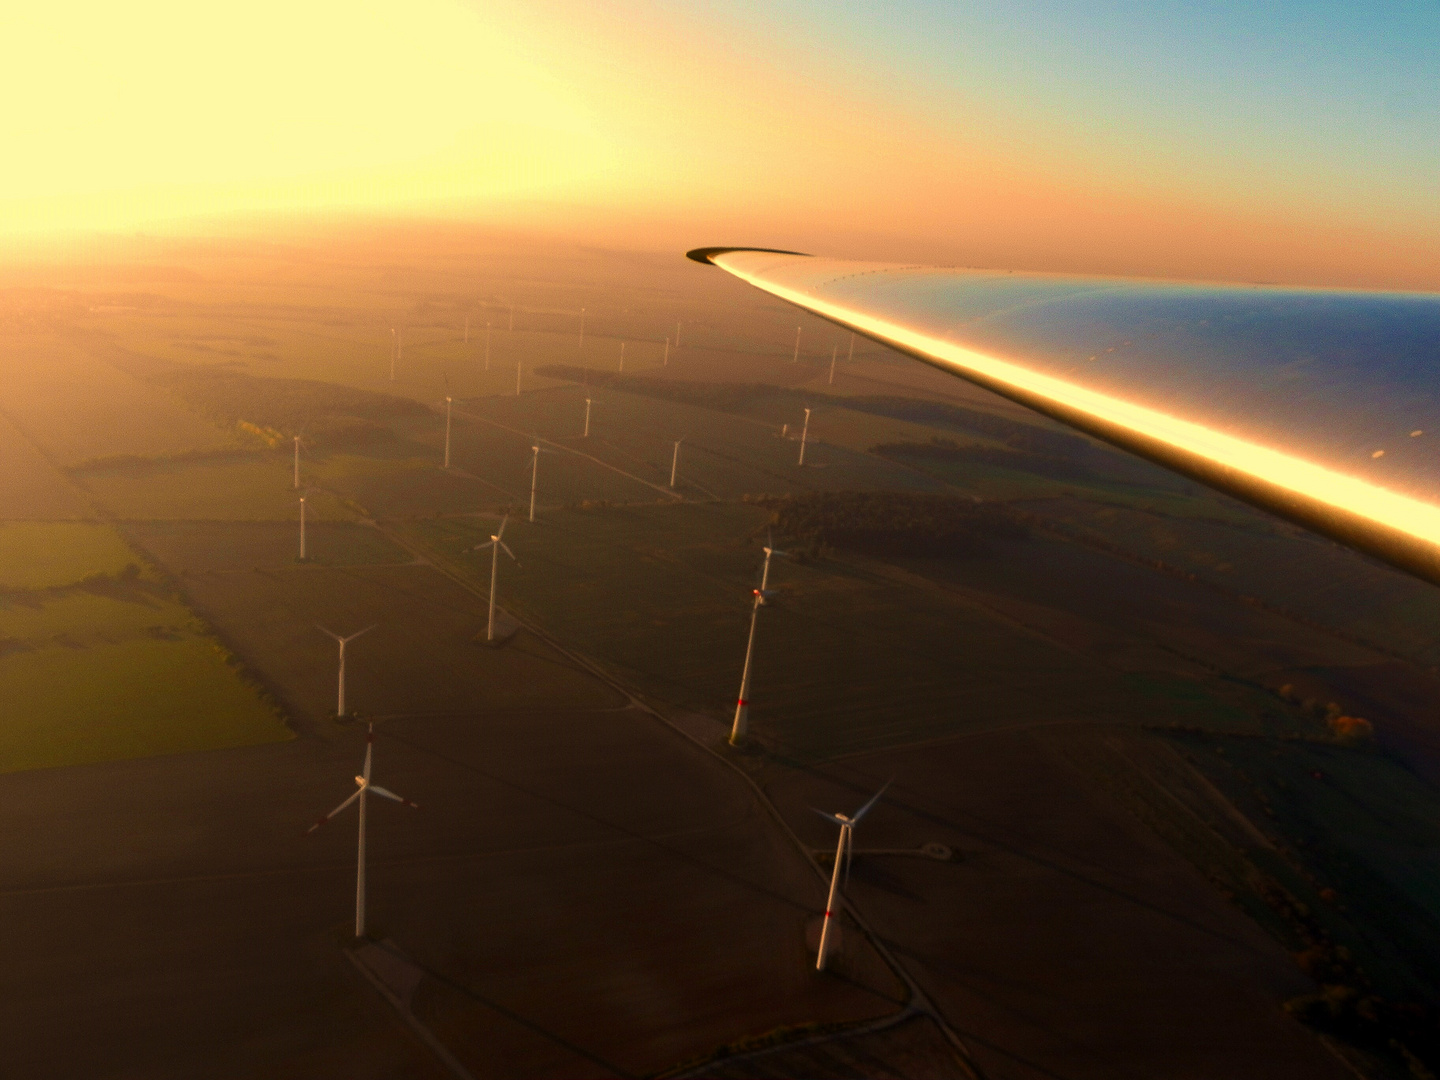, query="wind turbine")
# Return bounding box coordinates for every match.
[618,341,625,373]
[663,337,670,367]
[759,532,787,600]
[813,781,890,971]
[675,320,682,348]
[526,443,553,522]
[669,439,682,488]
[828,344,838,385]
[318,624,375,719]
[292,435,303,489]
[515,361,524,396]
[848,332,855,364]
[443,395,454,469]
[798,408,812,466]
[792,326,801,364]
[298,494,308,561]
[583,397,592,438]
[305,723,418,939]
[473,517,517,642]
[730,585,773,745]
